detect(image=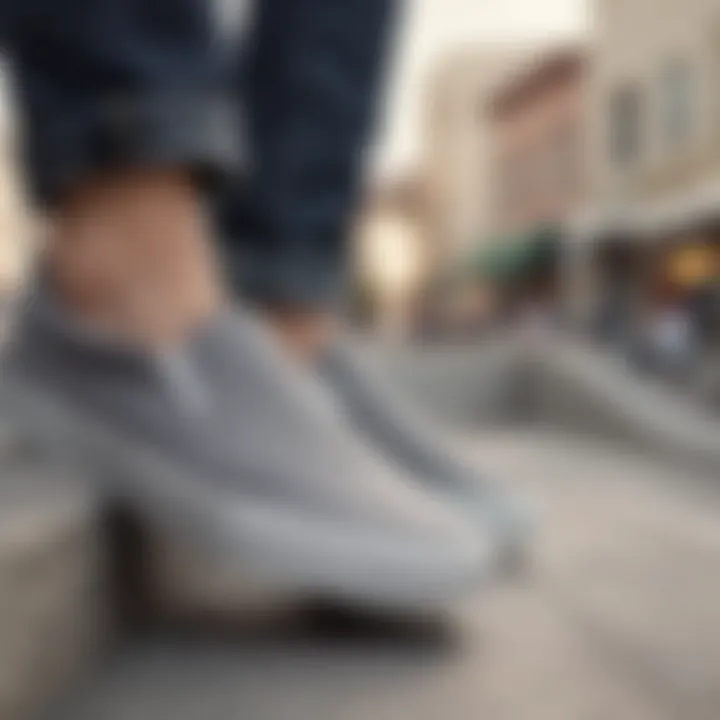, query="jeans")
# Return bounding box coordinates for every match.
[4,0,397,307]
